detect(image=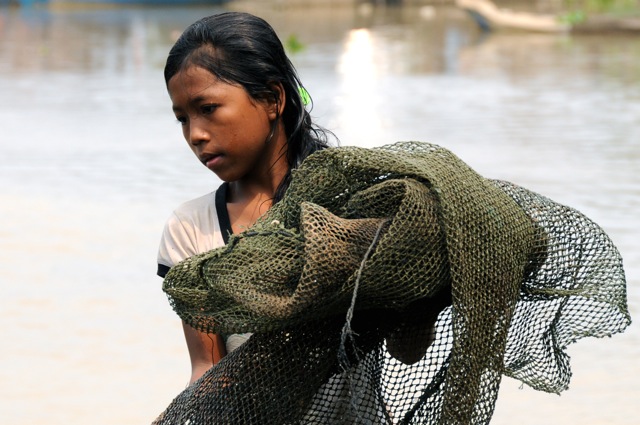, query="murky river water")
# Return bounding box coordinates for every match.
[0,2,638,424]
